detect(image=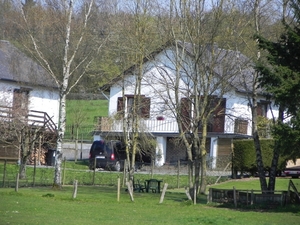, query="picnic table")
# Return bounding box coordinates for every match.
[145,179,163,193]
